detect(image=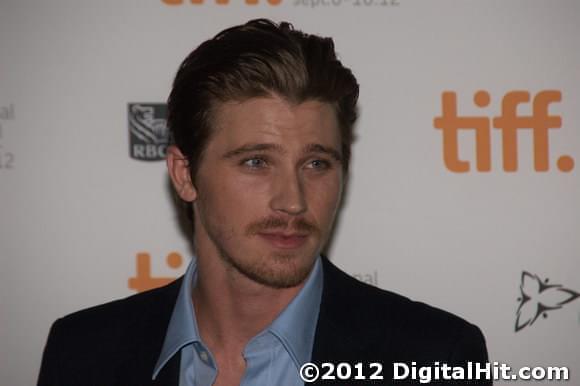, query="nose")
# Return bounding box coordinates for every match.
[269,168,307,216]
